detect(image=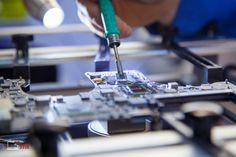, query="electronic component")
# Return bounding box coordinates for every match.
[56,96,64,103]
[35,95,51,106]
[93,78,103,84]
[1,83,10,89]
[0,77,4,84]
[13,98,27,107]
[124,83,150,95]
[79,93,90,101]
[168,82,179,90]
